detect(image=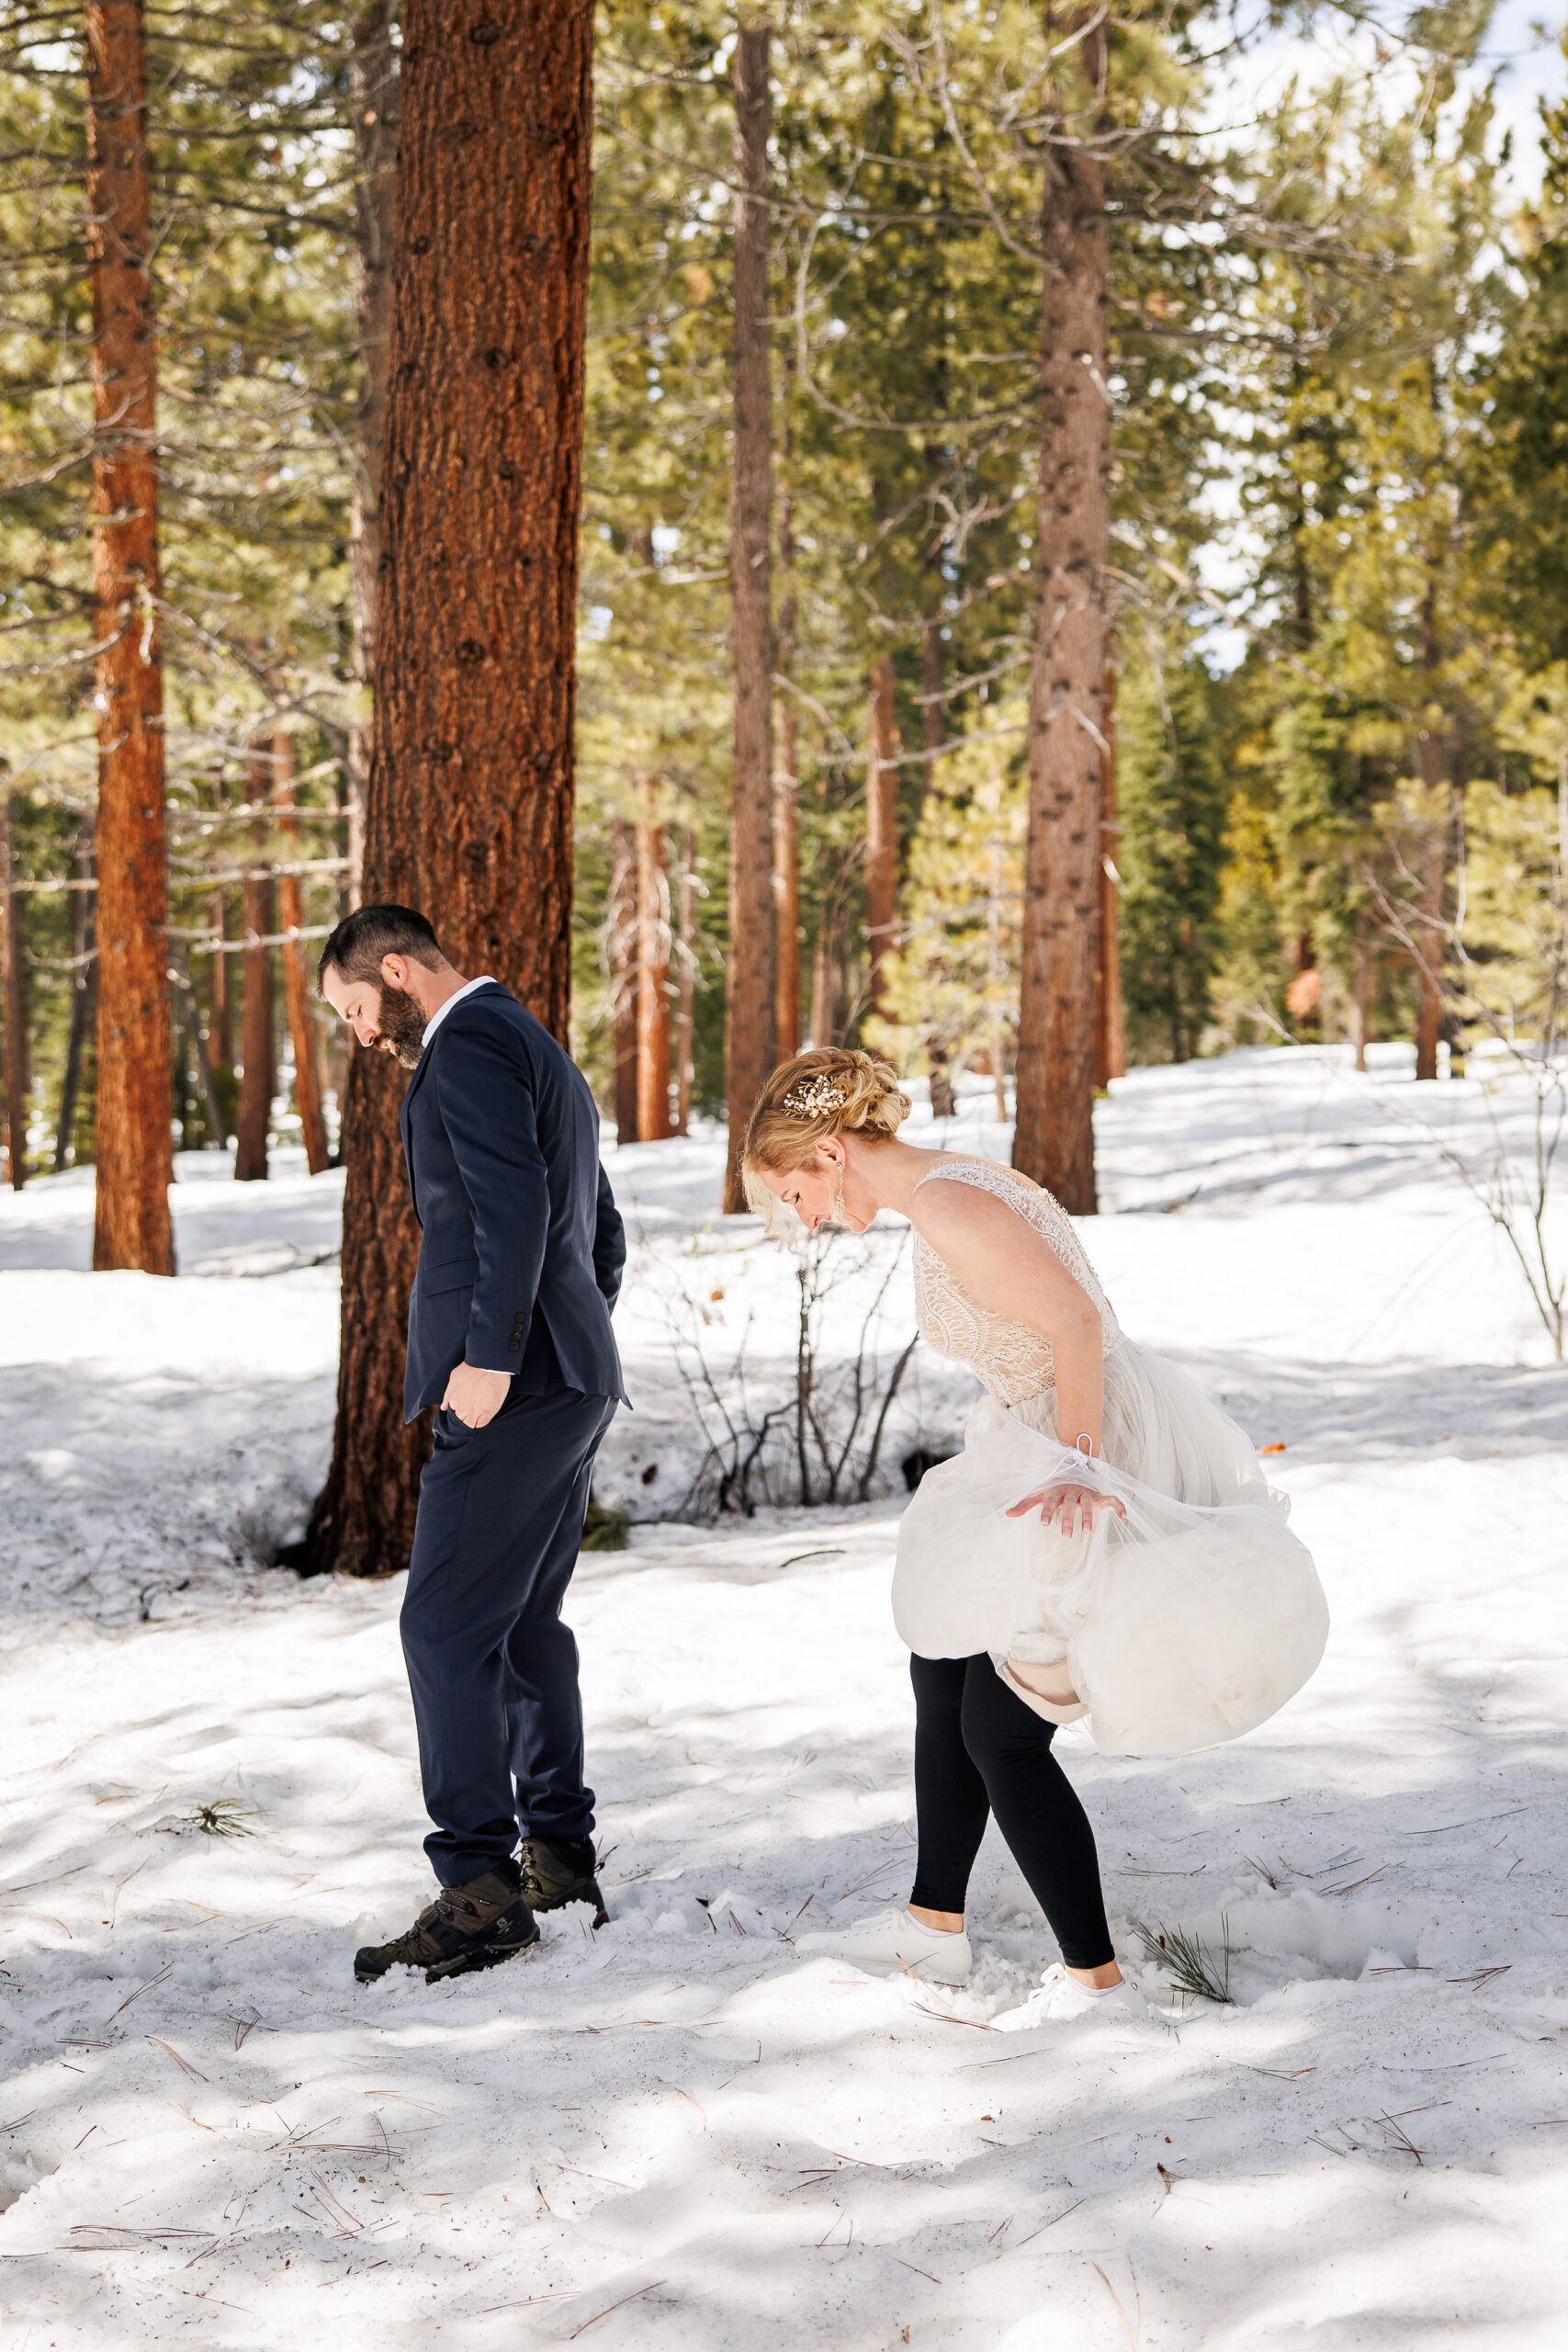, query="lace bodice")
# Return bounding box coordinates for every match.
[910,1157,1122,1407]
